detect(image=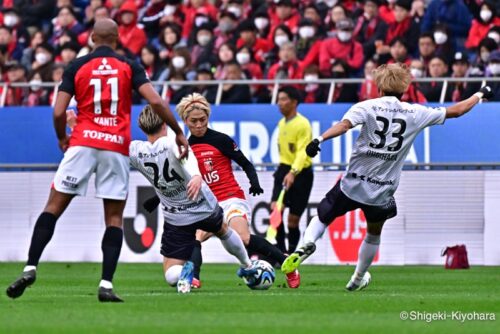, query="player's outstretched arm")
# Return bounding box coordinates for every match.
[446,86,493,119]
[224,140,263,196]
[53,91,73,152]
[138,83,189,159]
[305,119,353,158]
